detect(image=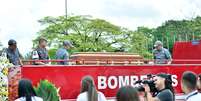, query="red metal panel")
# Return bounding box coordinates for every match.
[172,40,201,64]
[21,65,201,99]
